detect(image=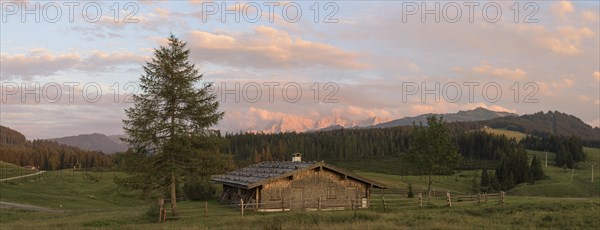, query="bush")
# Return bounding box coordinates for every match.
[183,176,215,201]
[144,203,160,221]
